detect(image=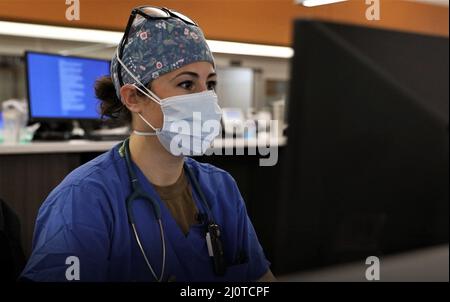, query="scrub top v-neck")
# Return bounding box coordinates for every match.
[152,170,198,237]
